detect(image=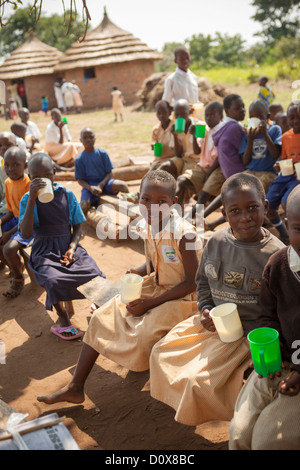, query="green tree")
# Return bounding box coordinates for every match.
[156,41,183,72]
[210,33,245,66]
[188,33,213,63]
[251,0,300,42]
[0,6,88,56]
